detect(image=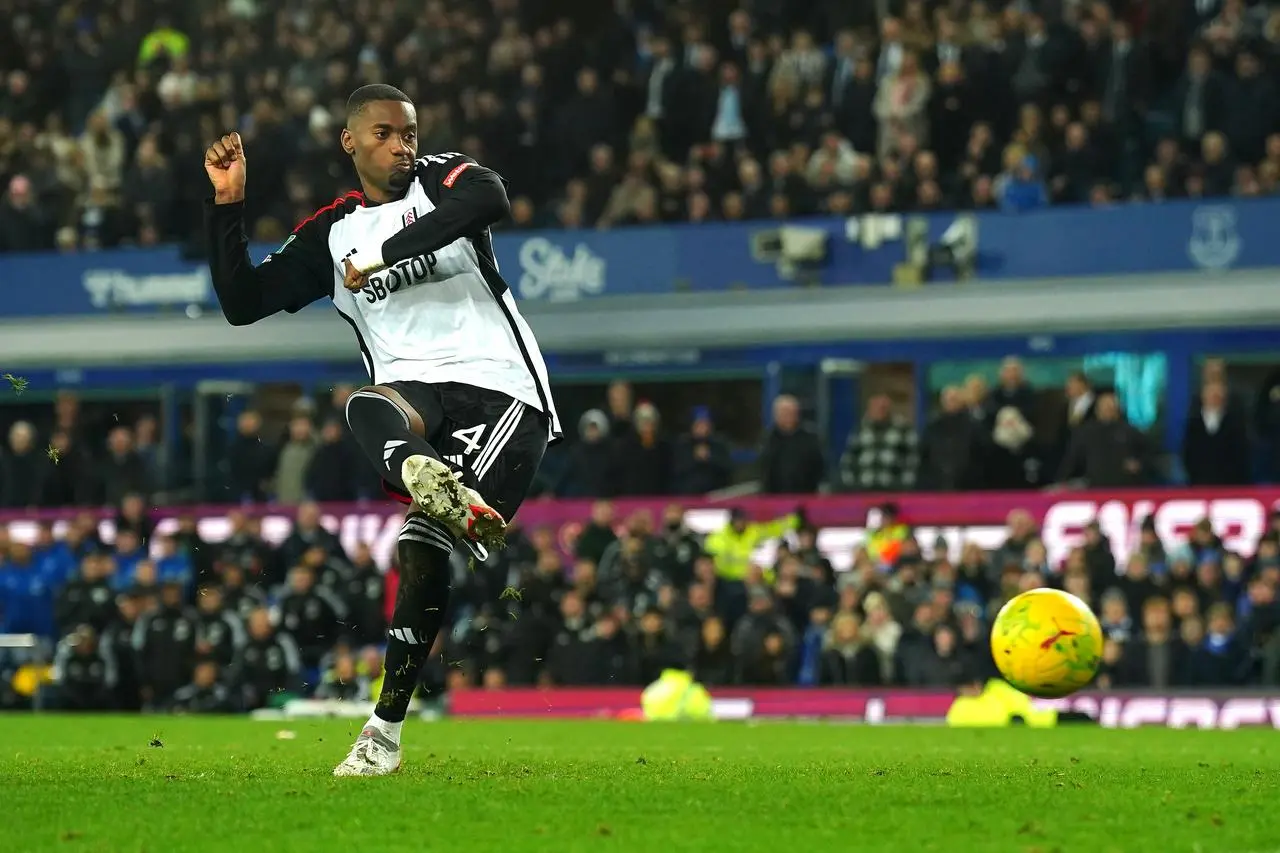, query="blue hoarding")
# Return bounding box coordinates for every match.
[0,197,1274,317]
